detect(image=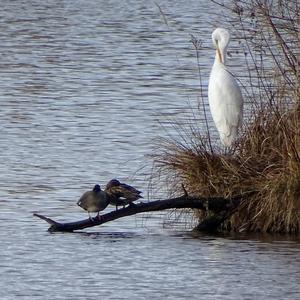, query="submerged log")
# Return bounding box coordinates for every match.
[34,194,244,233]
